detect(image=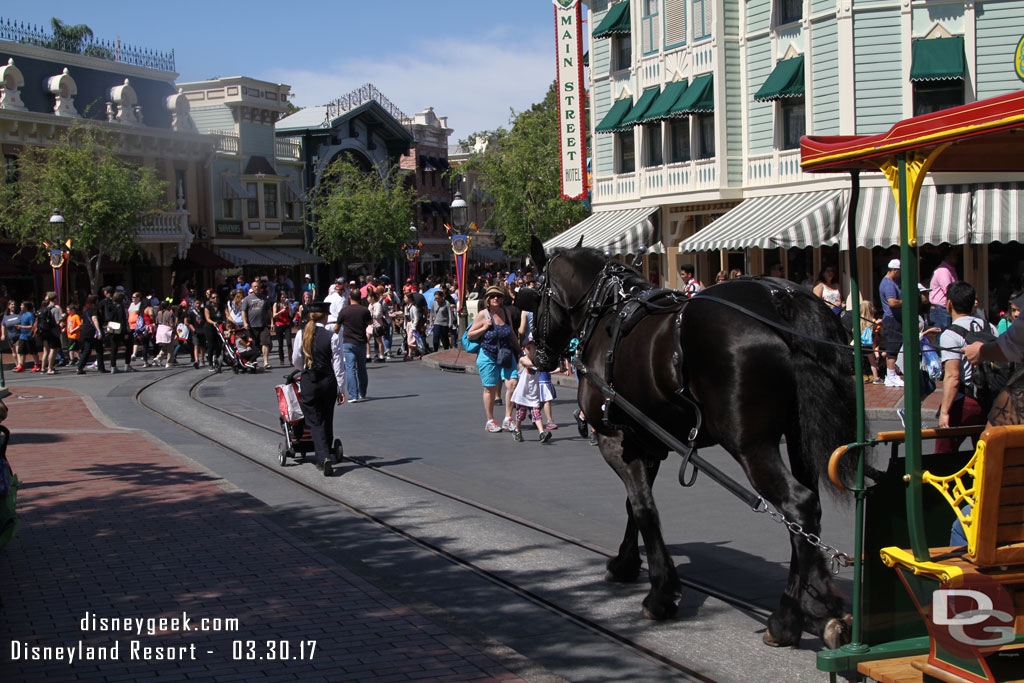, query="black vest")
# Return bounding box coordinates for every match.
[305,326,334,379]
